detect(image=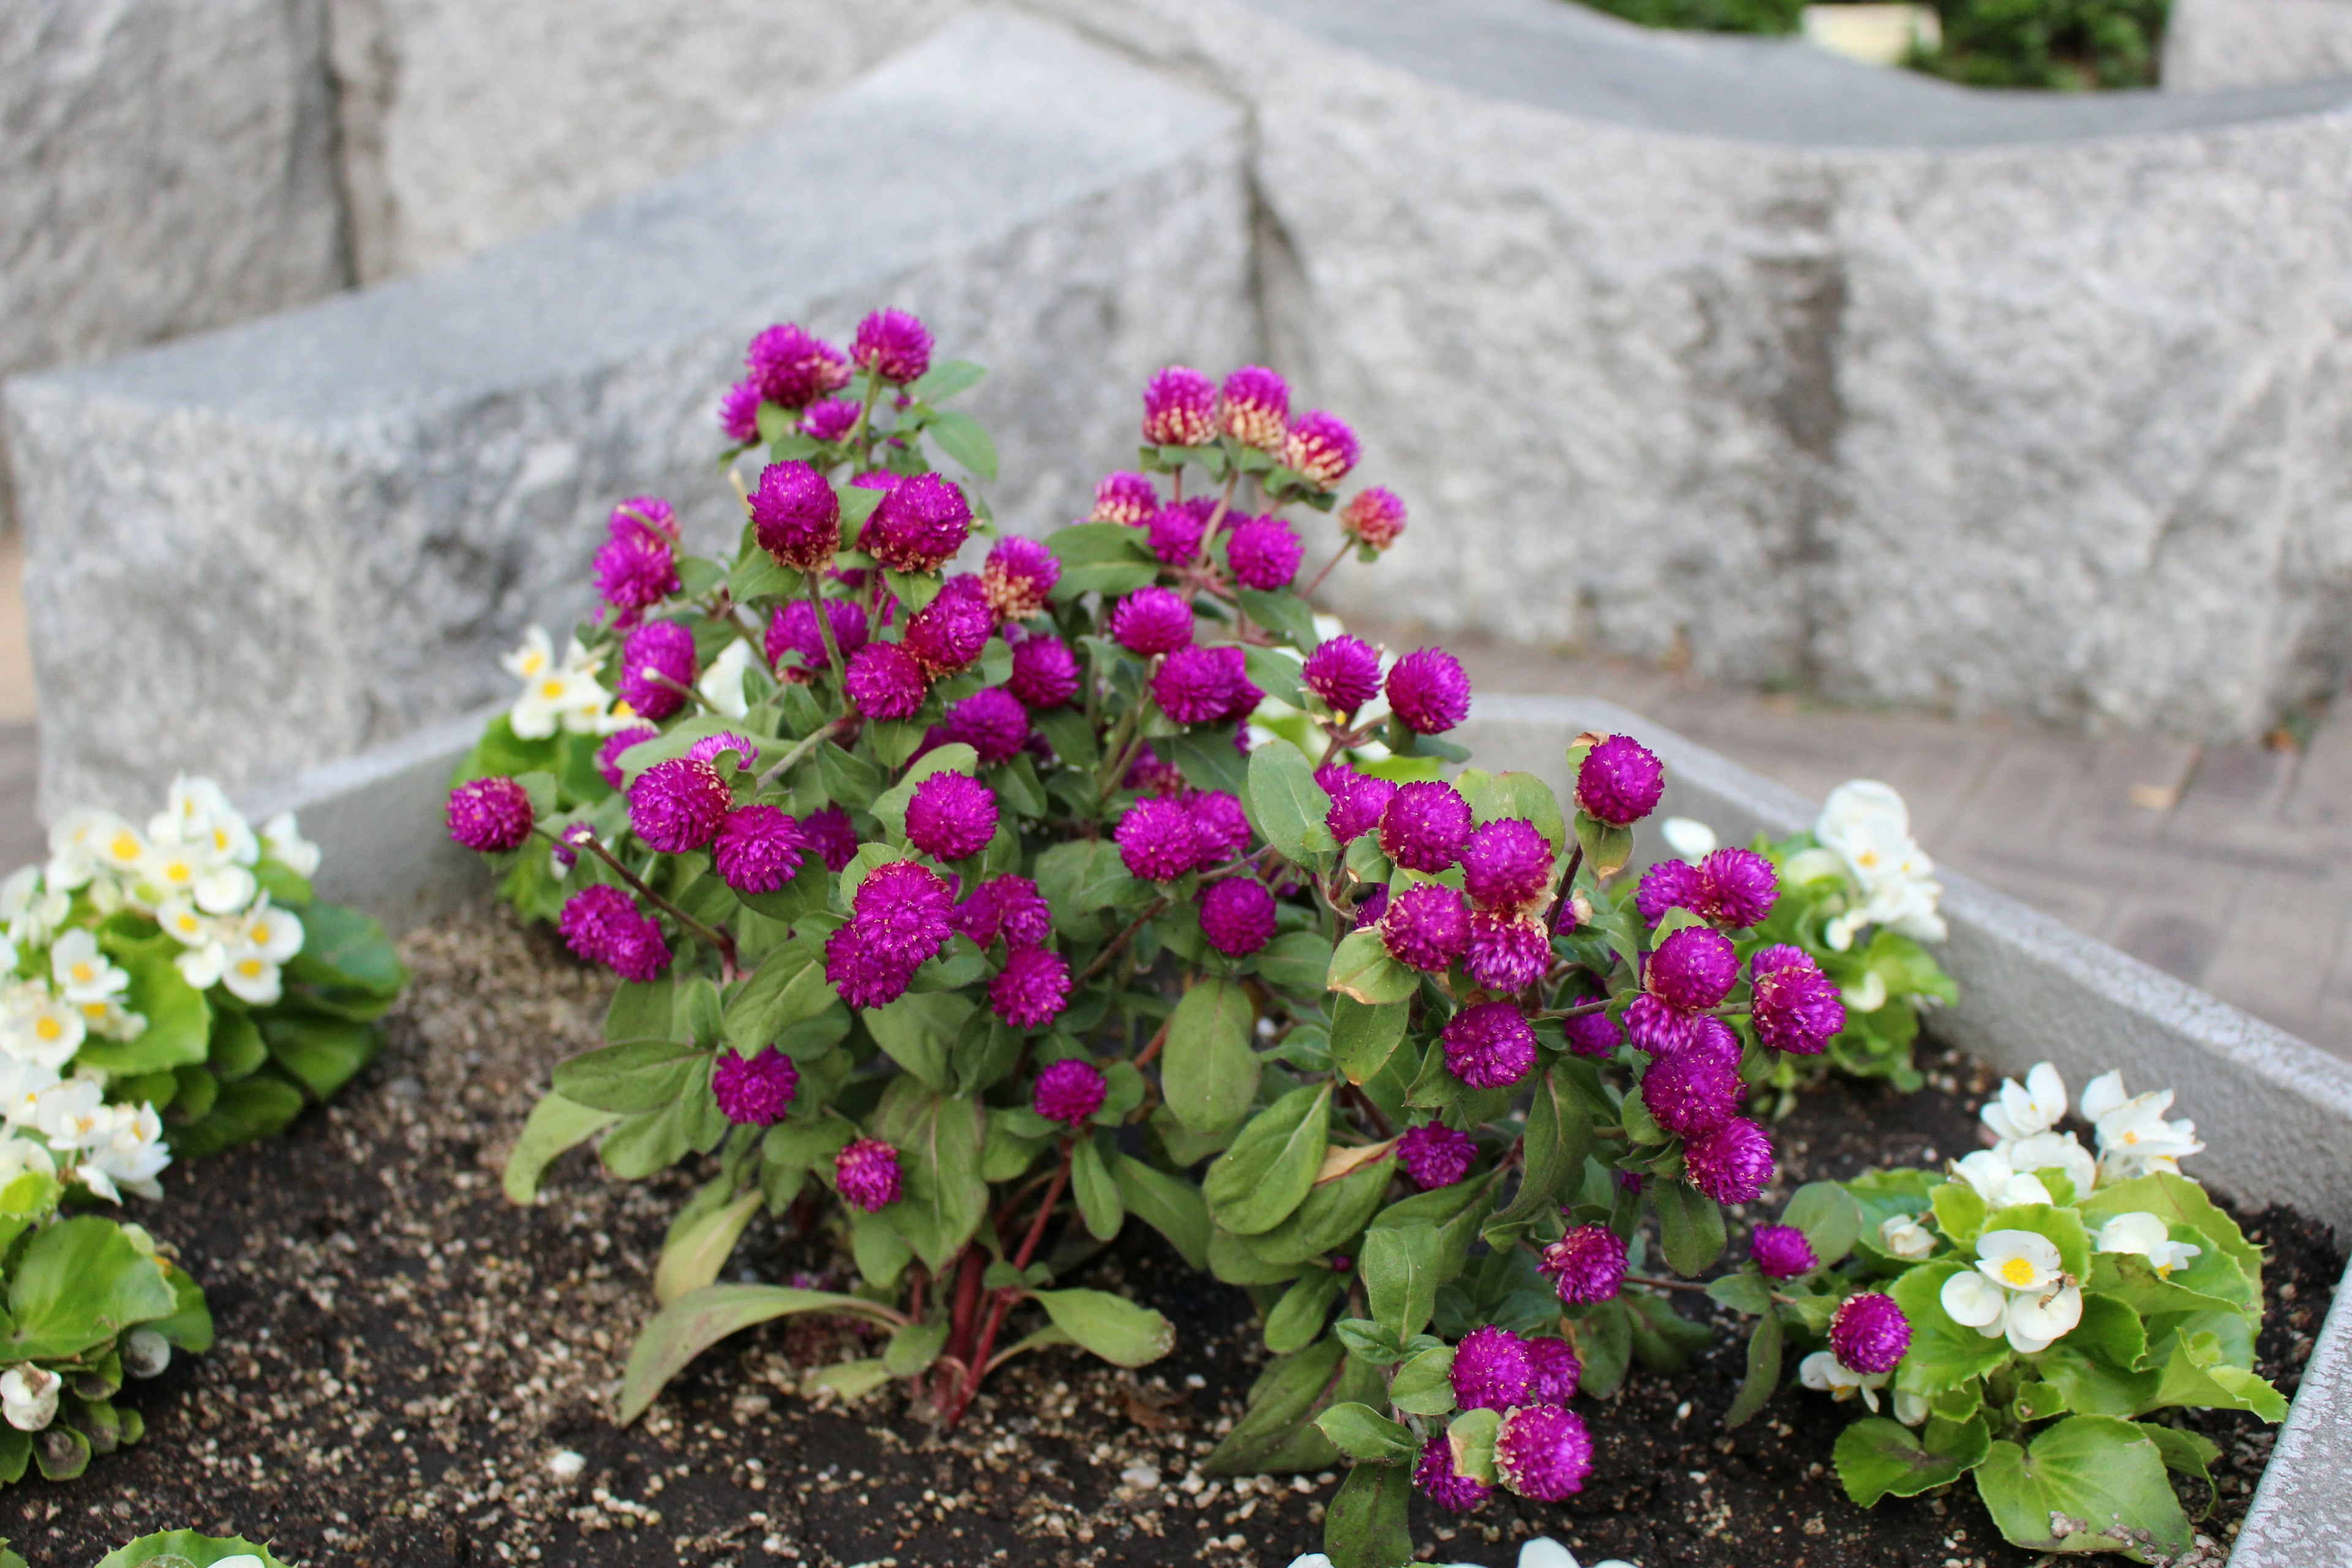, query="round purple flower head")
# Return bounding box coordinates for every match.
[1153,644,1250,726]
[905,771,999,862]
[1496,1405,1593,1503]
[1540,1223,1628,1305]
[1700,847,1779,929]
[1396,1123,1477,1190]
[1749,944,1845,1057]
[1646,925,1740,1011]
[1575,734,1664,827]
[1142,366,1217,447]
[767,596,869,671]
[608,496,676,544]
[1115,796,1204,882]
[1145,502,1208,566]
[1524,1338,1583,1404]
[1224,514,1302,590]
[1125,745,1186,796]
[594,529,678,622]
[992,948,1073,1032]
[1623,993,1695,1056]
[1684,1116,1775,1205]
[628,758,733,854]
[1109,587,1194,657]
[719,378,763,443]
[835,1139,903,1212]
[1340,487,1407,552]
[1186,791,1253,863]
[1031,1057,1106,1125]
[1351,883,1390,931]
[1091,470,1159,526]
[747,322,850,408]
[1302,635,1382,714]
[903,579,992,674]
[1830,1292,1912,1376]
[1750,1223,1819,1282]
[940,687,1031,764]
[559,886,668,981]
[852,861,957,970]
[1560,1008,1624,1060]
[844,642,929,720]
[1461,818,1555,913]
[596,725,658,790]
[954,875,1053,951]
[1636,858,1705,926]
[1451,1325,1533,1414]
[1283,411,1360,489]
[801,398,861,442]
[712,1047,799,1127]
[1317,765,1397,846]
[1414,1438,1491,1515]
[750,460,842,571]
[1199,879,1276,957]
[618,620,697,722]
[1442,1002,1538,1090]
[1466,910,1550,994]
[1219,366,1291,451]
[1641,1024,1744,1139]
[1385,647,1471,736]
[1378,780,1473,873]
[824,922,915,1009]
[1008,633,1081,709]
[714,805,805,895]
[1379,883,1471,973]
[447,776,535,854]
[980,536,1060,622]
[803,805,859,872]
[864,473,971,573]
[851,308,933,383]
